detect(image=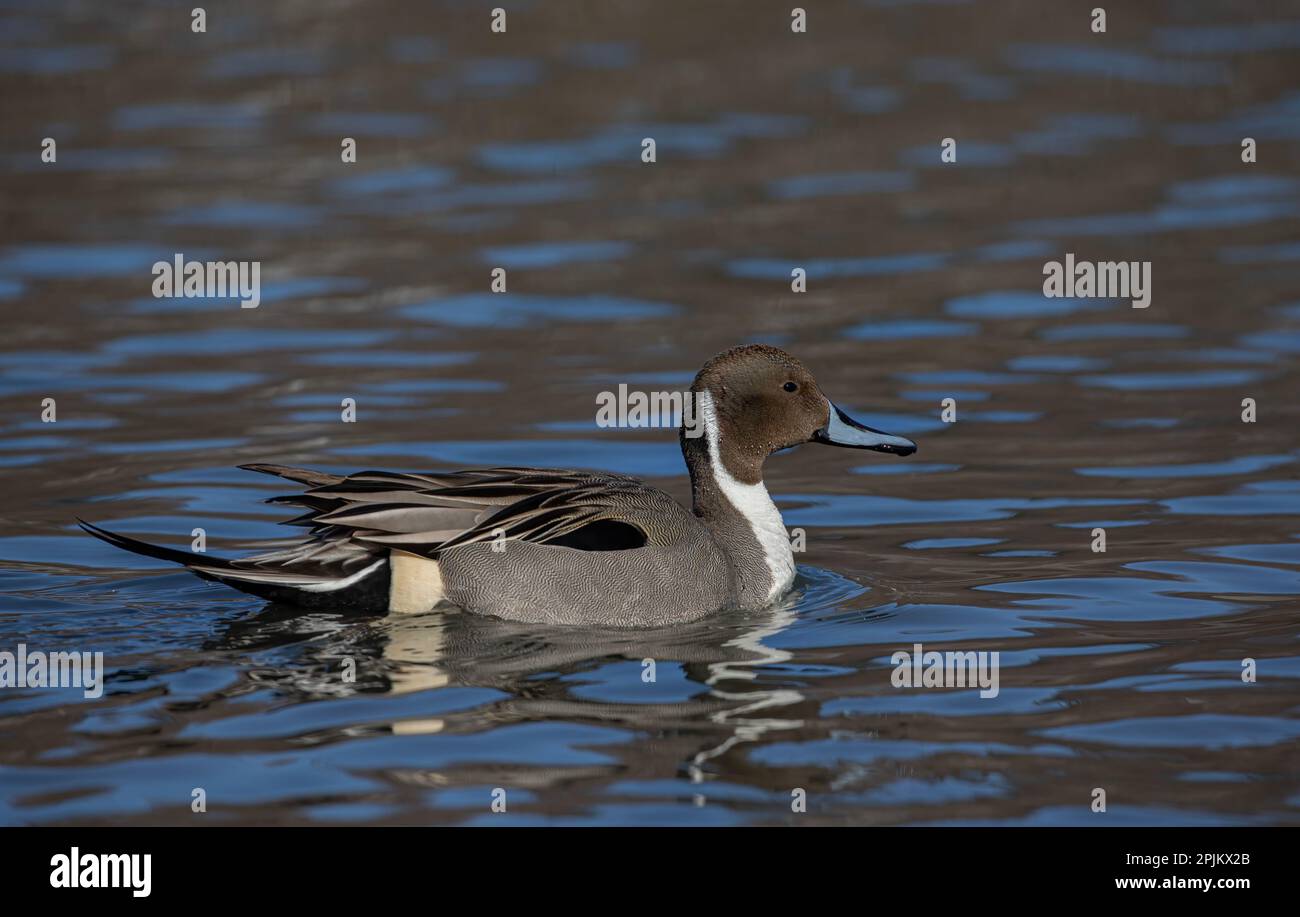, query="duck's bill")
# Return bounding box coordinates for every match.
[814,401,917,455]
